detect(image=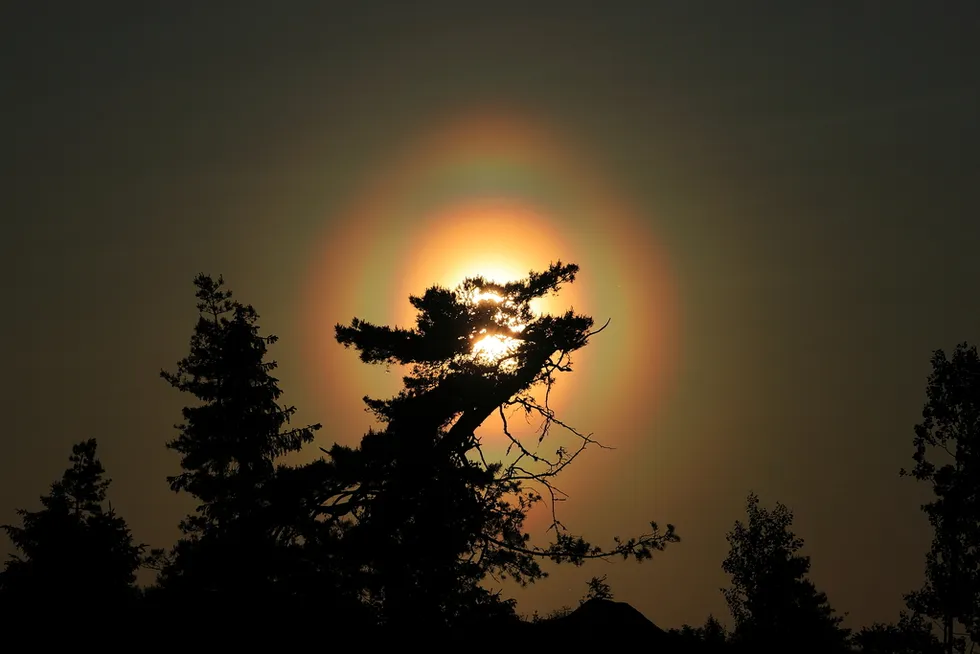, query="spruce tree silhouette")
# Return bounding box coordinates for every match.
[155,274,325,610]
[0,439,147,611]
[321,262,678,629]
[722,492,850,653]
[902,342,980,653]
